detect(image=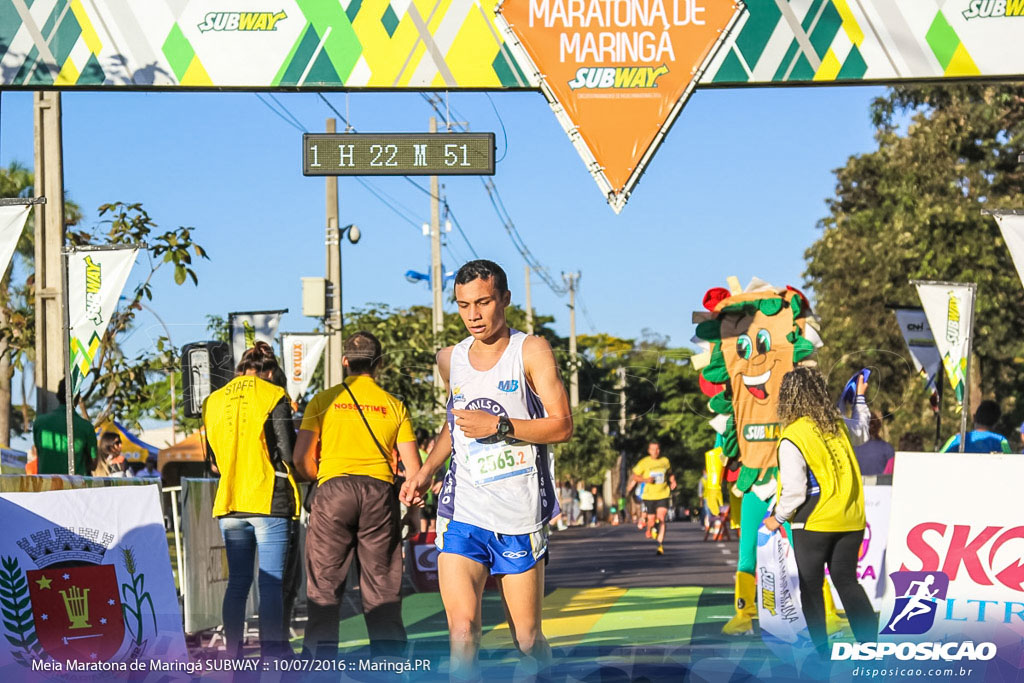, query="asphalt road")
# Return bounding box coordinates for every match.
[545,518,738,589]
